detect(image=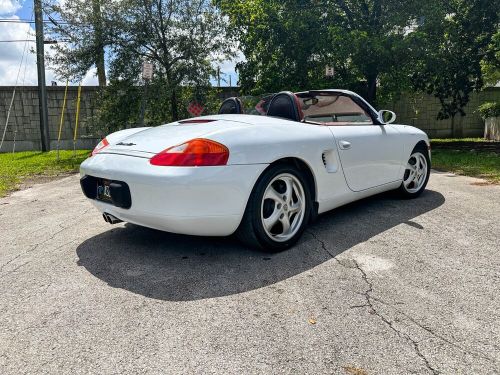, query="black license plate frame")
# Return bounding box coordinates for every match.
[97,179,113,203]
